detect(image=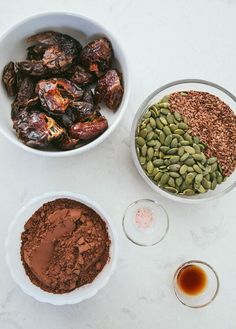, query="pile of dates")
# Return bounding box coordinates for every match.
[2,31,124,150]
